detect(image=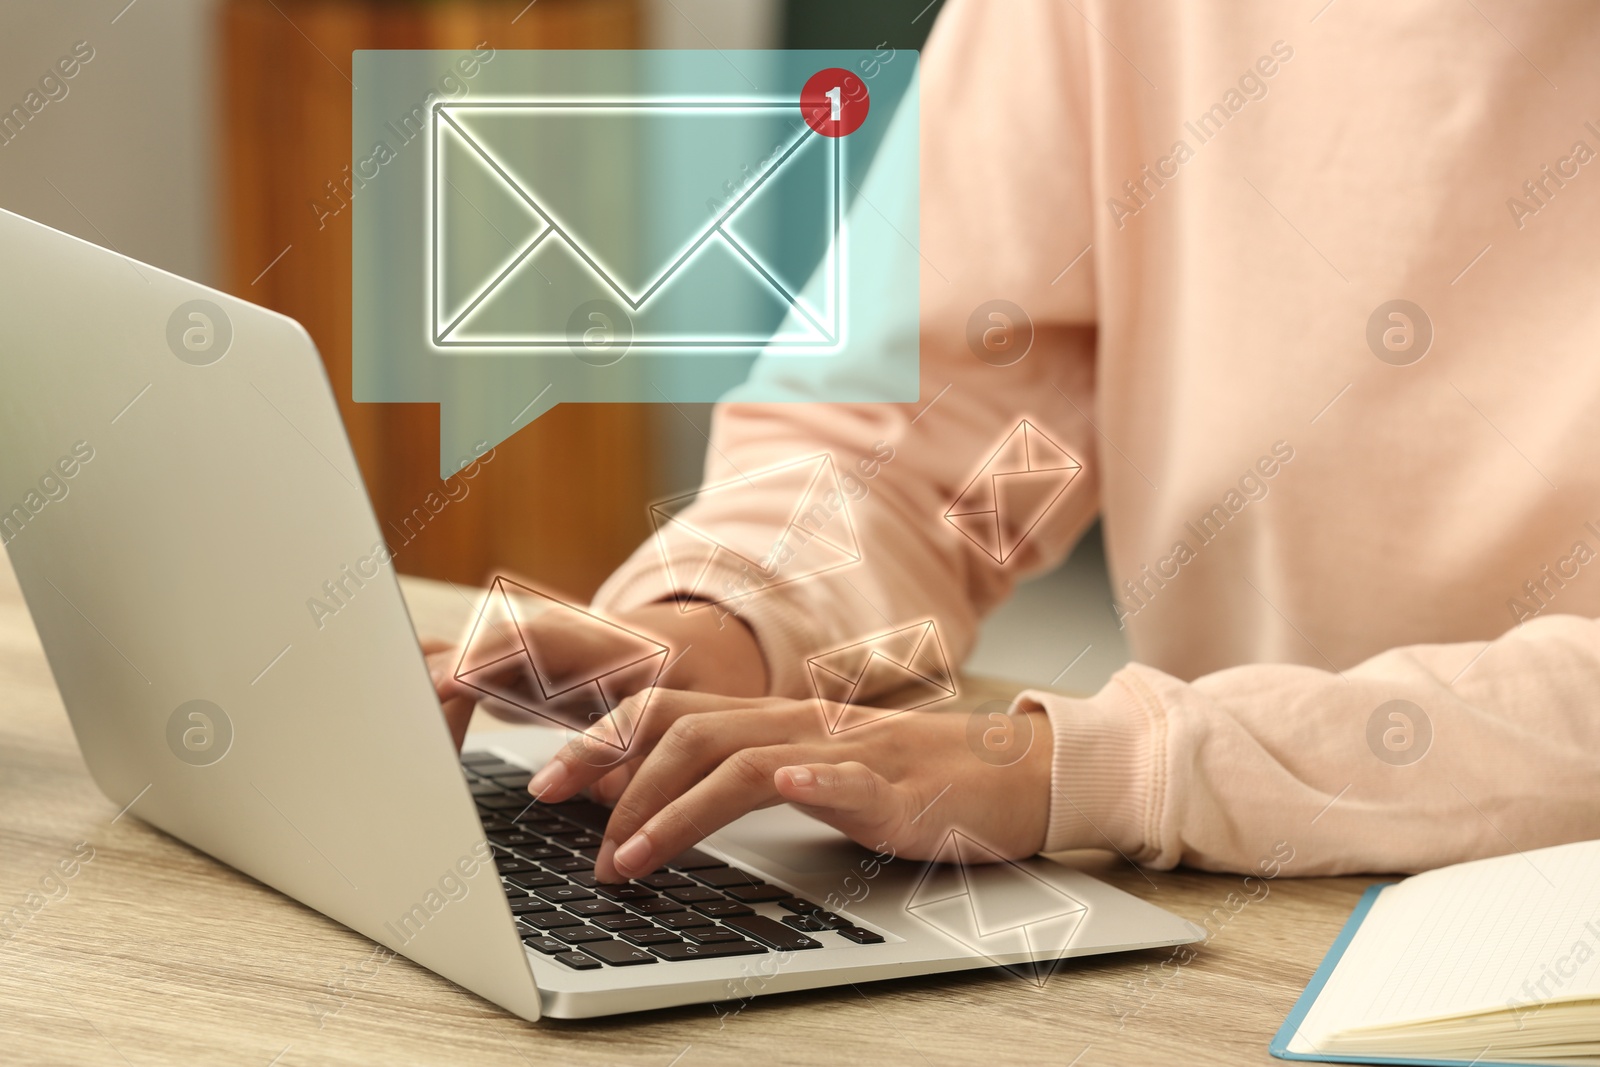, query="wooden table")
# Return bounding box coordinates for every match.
[0,557,1377,1066]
